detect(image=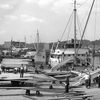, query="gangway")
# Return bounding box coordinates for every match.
[71,68,100,87]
